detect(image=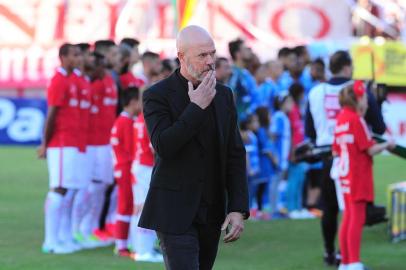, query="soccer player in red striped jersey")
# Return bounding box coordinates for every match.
[80,53,118,246]
[70,44,95,244]
[110,87,141,258]
[38,43,81,254]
